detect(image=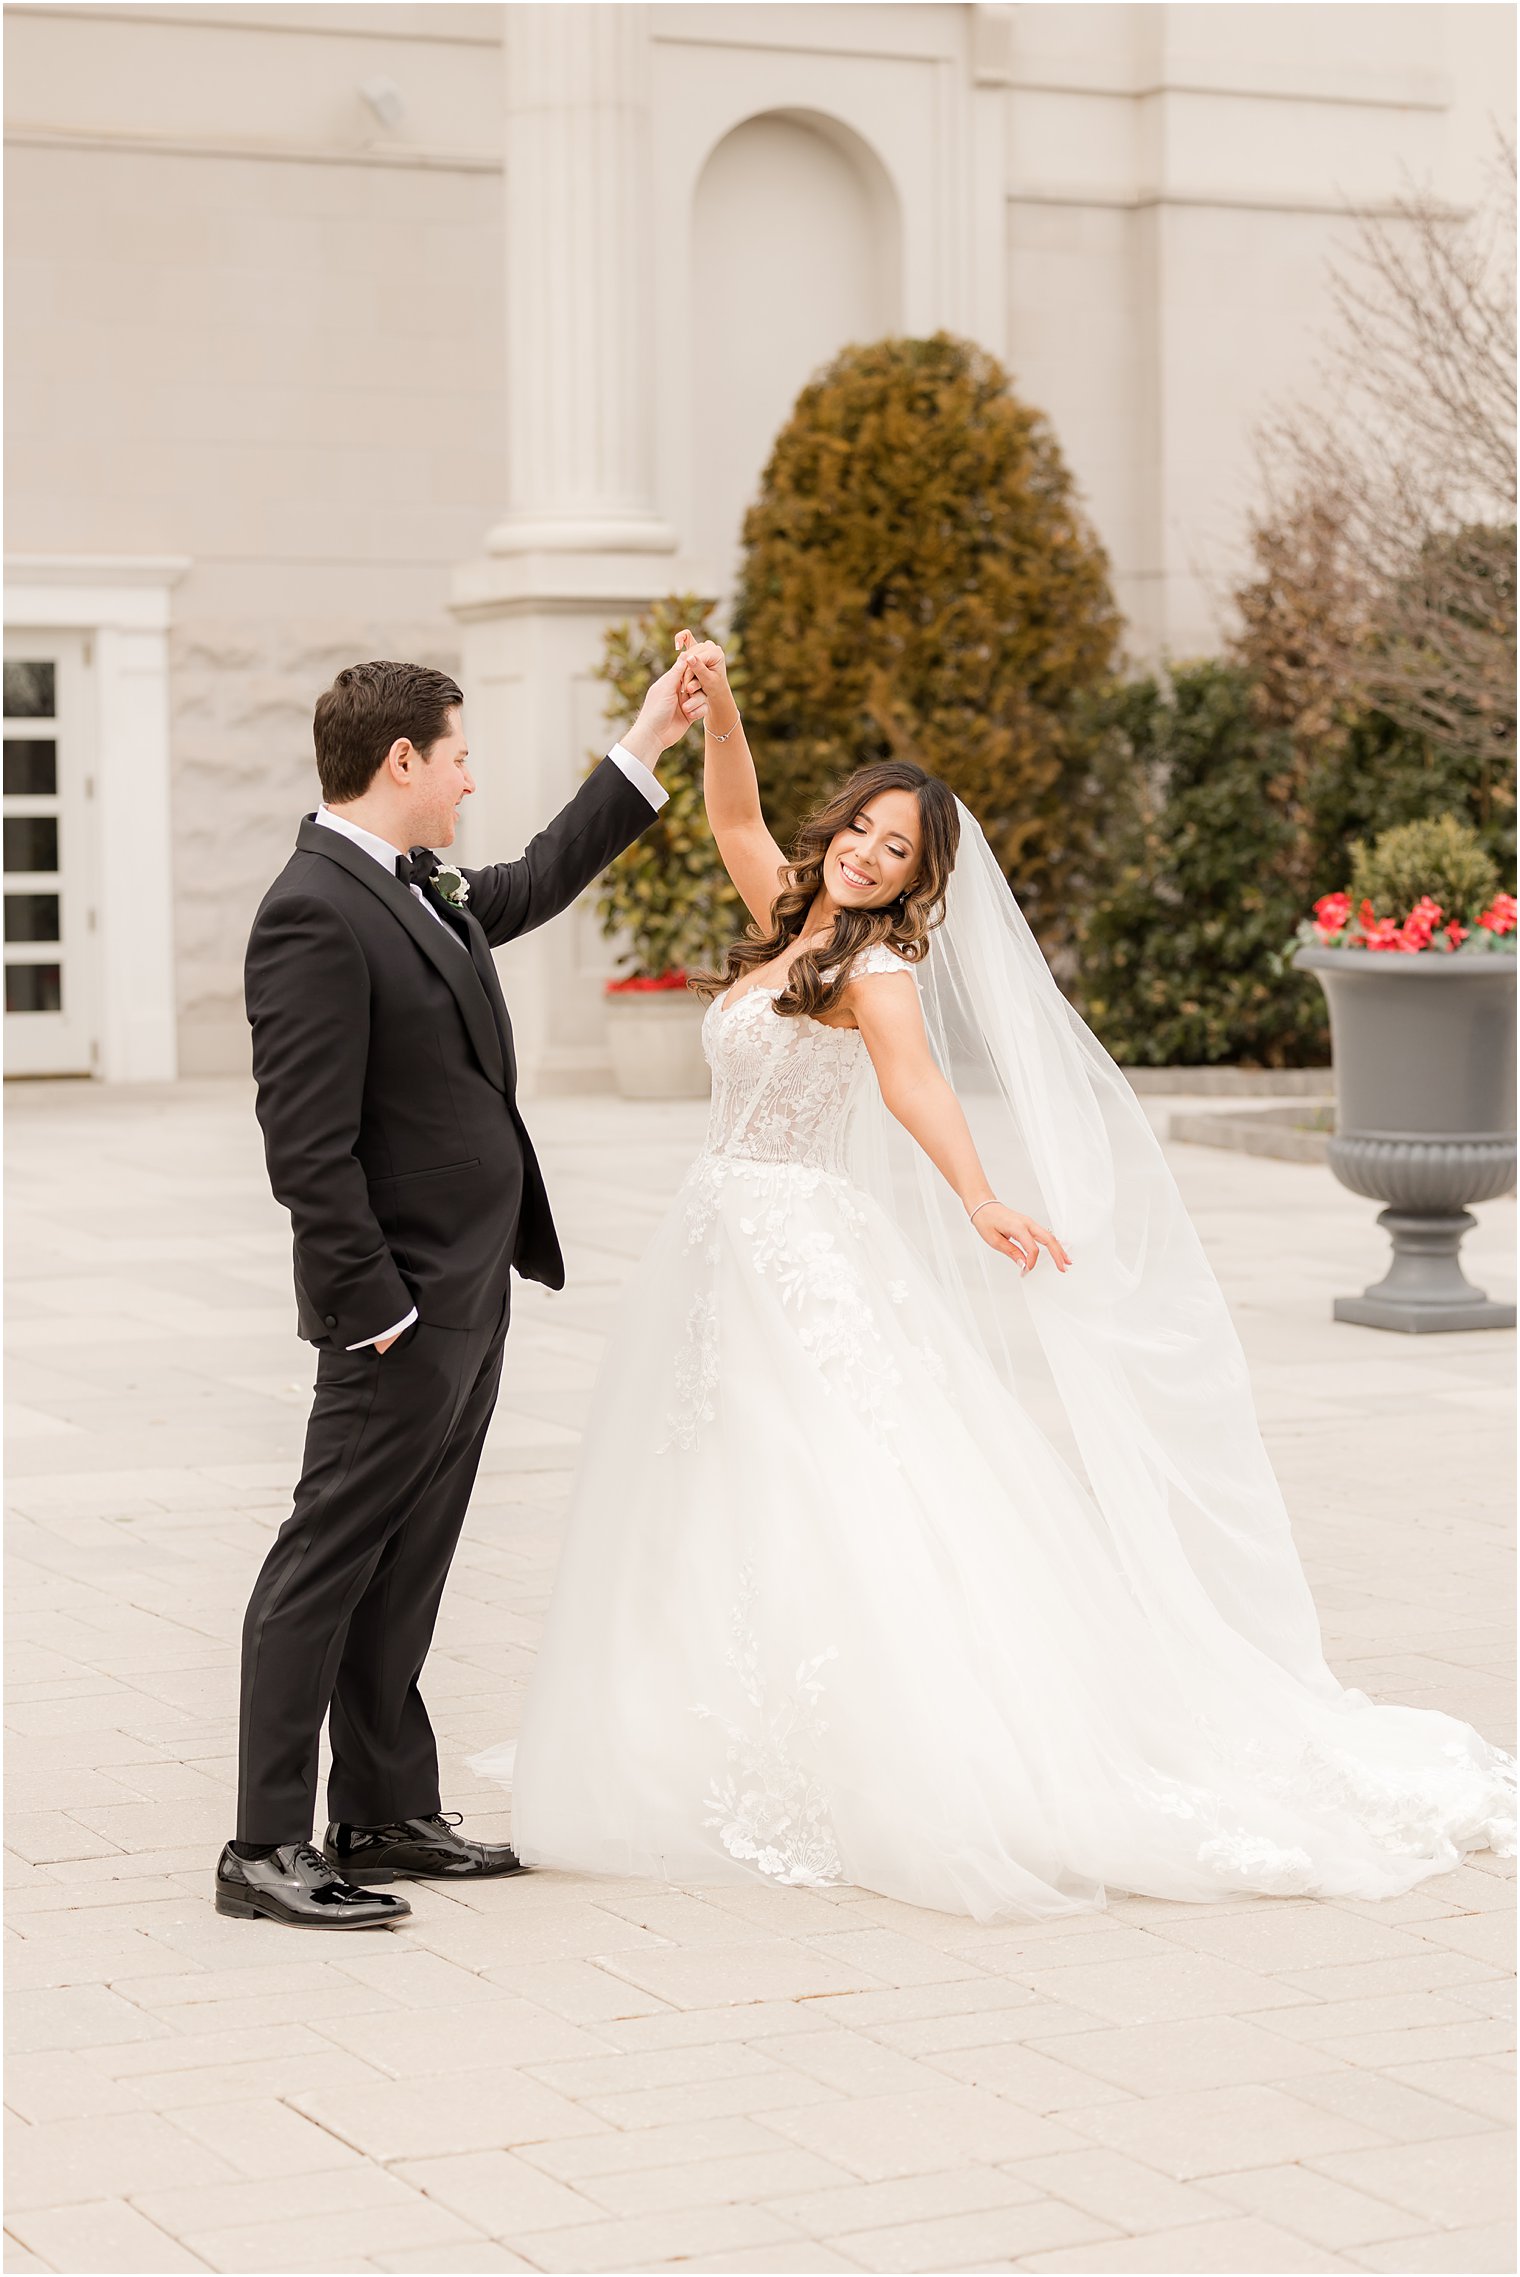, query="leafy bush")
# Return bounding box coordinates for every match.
[731,332,1121,951]
[1076,661,1329,1066]
[589,595,745,979]
[1228,489,1516,897]
[1347,811,1500,924]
